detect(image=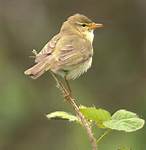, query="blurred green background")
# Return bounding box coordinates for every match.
[0,0,146,149]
